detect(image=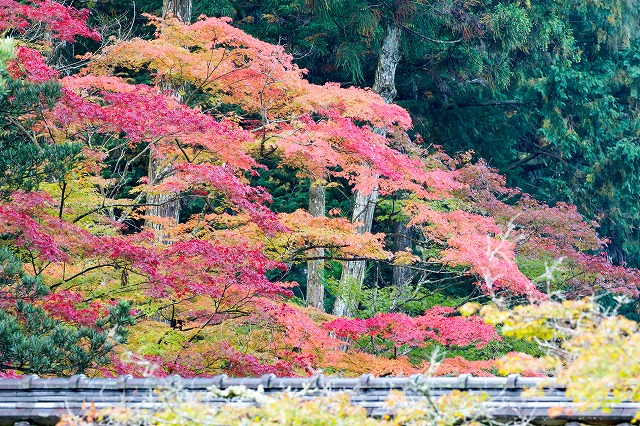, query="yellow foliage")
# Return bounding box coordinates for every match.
[484,297,640,414]
[458,302,481,317]
[59,387,492,426]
